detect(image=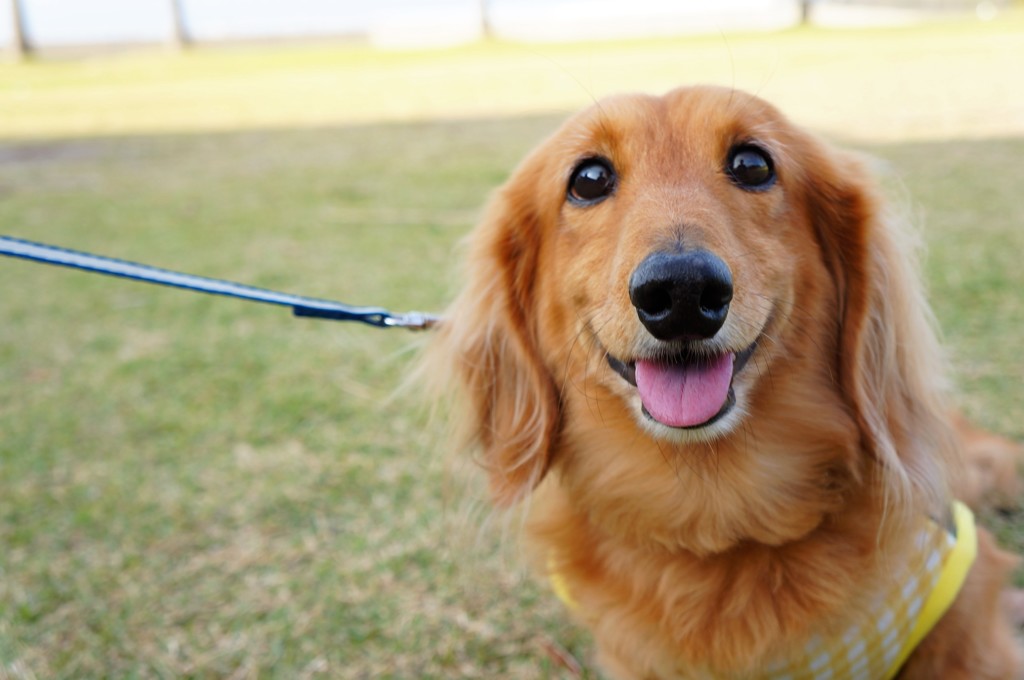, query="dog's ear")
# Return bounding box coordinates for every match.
[430,162,561,506]
[803,143,956,516]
